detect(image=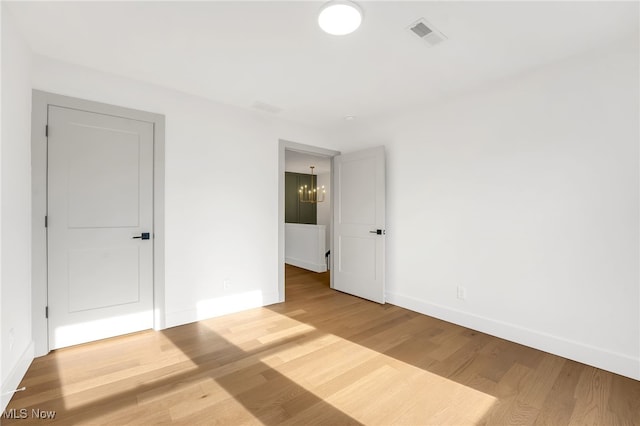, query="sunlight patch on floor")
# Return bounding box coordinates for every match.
[52,330,199,411]
[243,310,498,425]
[200,306,318,353]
